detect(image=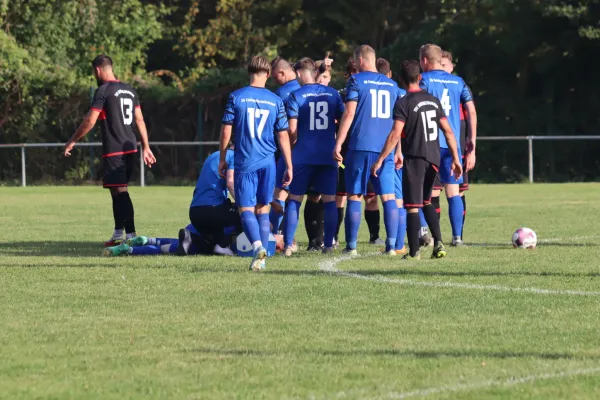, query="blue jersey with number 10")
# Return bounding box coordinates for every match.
[222,86,289,173]
[286,84,345,166]
[420,70,473,150]
[345,71,405,153]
